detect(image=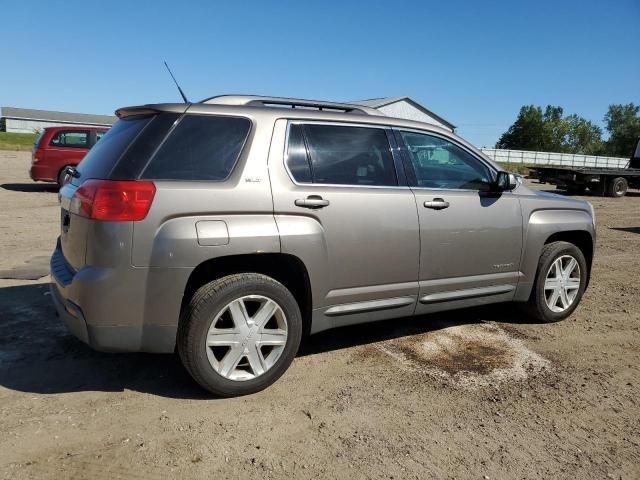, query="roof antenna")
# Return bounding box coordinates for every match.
[163,61,189,103]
